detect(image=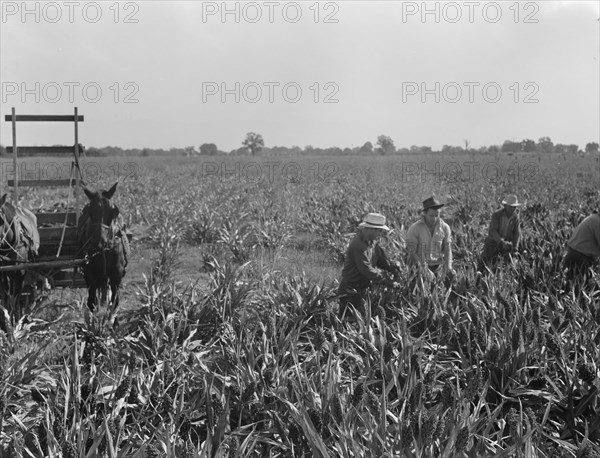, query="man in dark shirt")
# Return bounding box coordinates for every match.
[478,194,521,271]
[338,212,398,319]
